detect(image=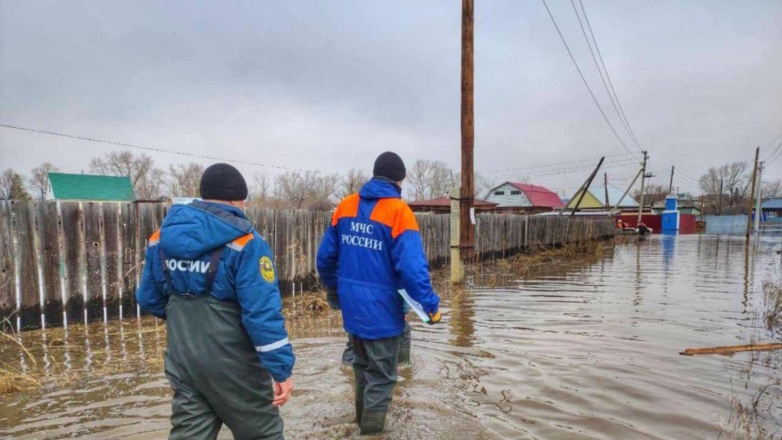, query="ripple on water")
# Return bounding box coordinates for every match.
[1,235,780,439]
